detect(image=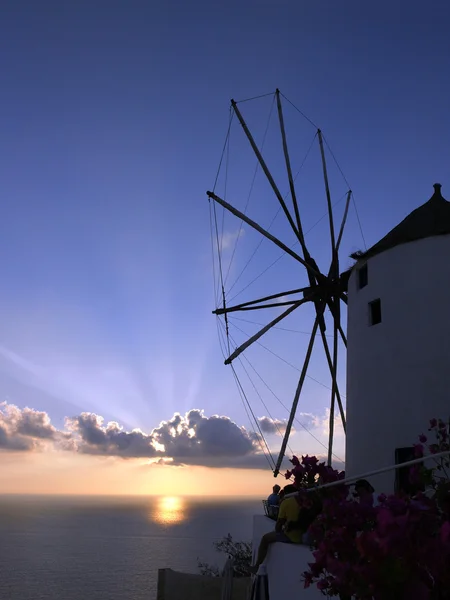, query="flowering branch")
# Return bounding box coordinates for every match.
[297,418,450,600]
